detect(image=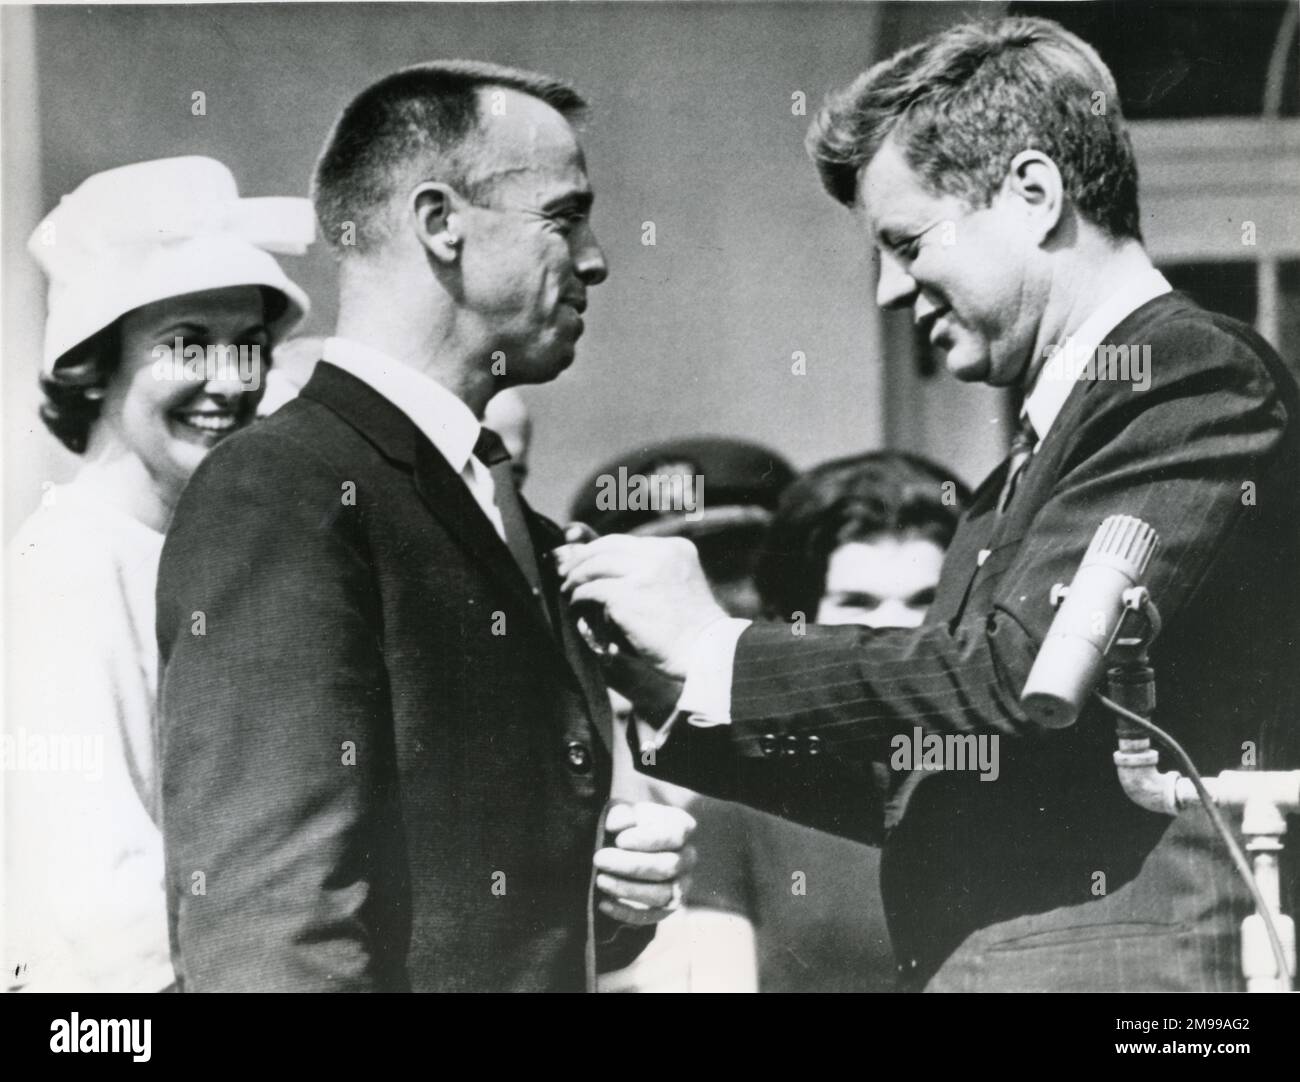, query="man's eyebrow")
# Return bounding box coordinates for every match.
[153,321,206,338]
[543,189,594,213]
[875,221,916,248]
[152,320,269,339]
[833,591,882,607]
